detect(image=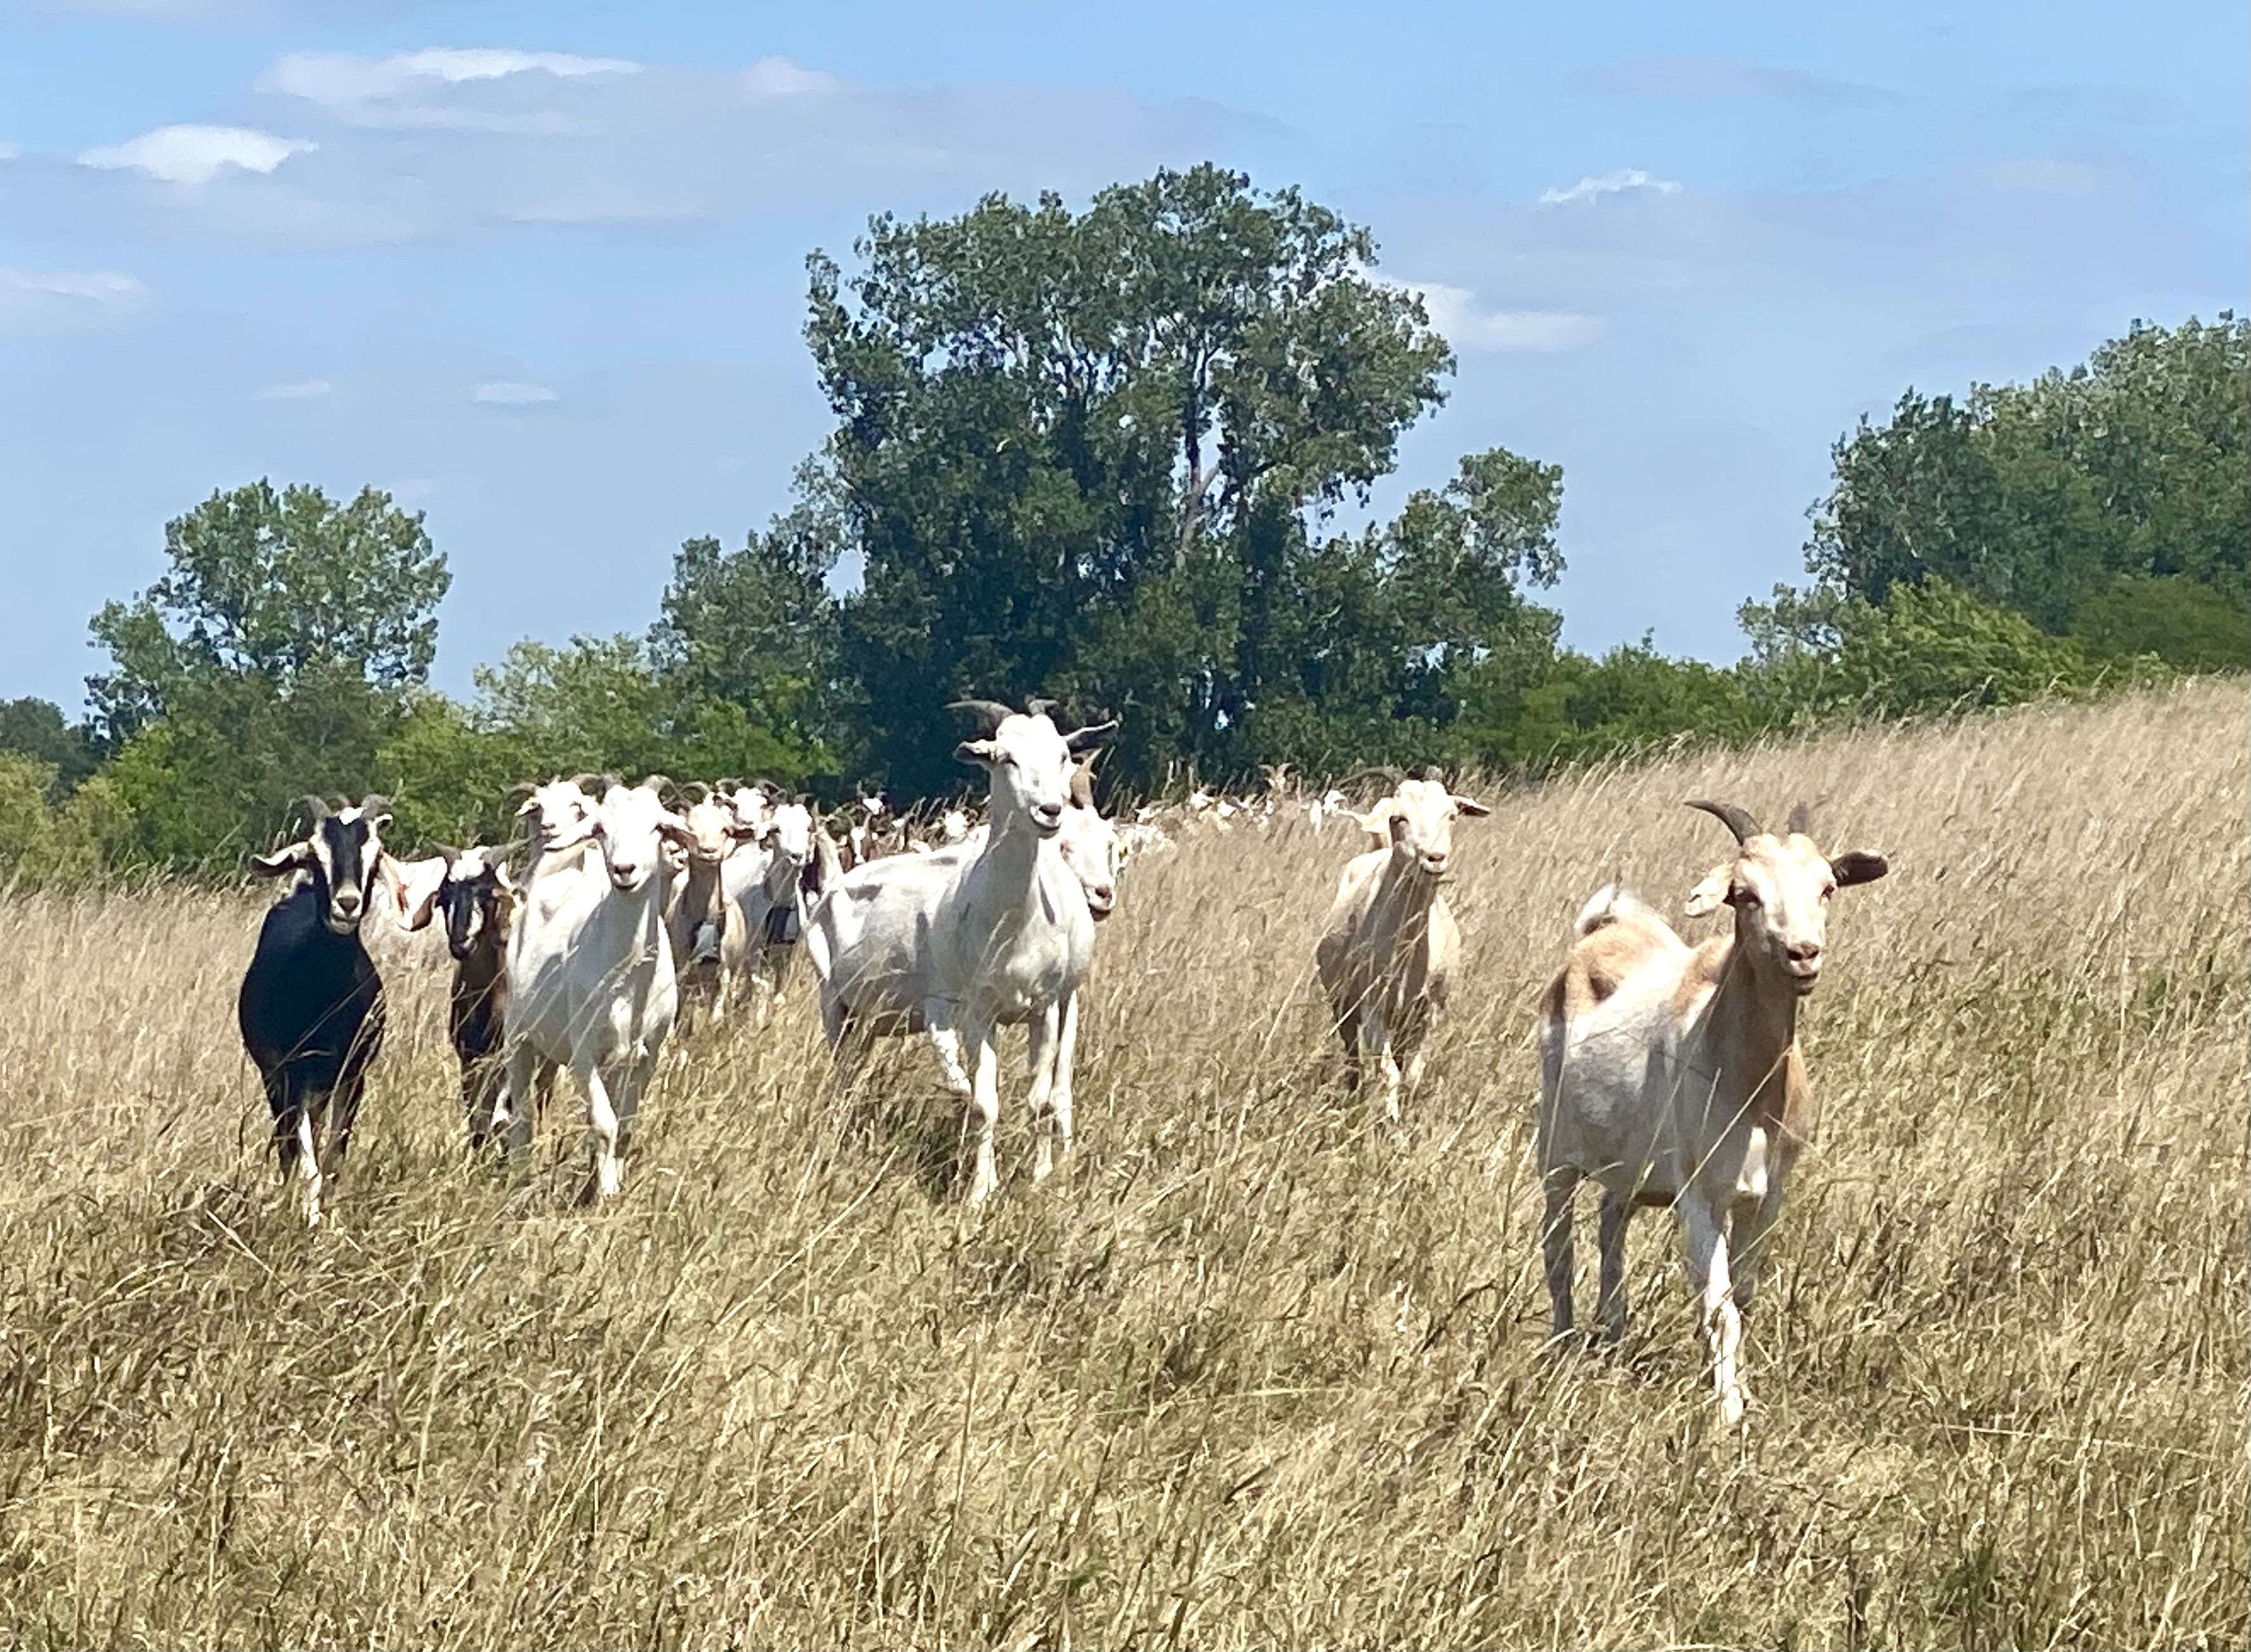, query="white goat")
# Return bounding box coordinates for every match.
[1536,799,1889,1427]
[803,704,1115,1203]
[722,795,815,1024]
[665,792,751,1027]
[499,780,695,1199]
[1315,776,1490,1119]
